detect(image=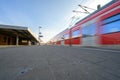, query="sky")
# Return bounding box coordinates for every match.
[0,0,111,42]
